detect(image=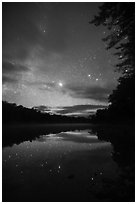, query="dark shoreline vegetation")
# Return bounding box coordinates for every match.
[2,101,91,124]
[2,98,135,125]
